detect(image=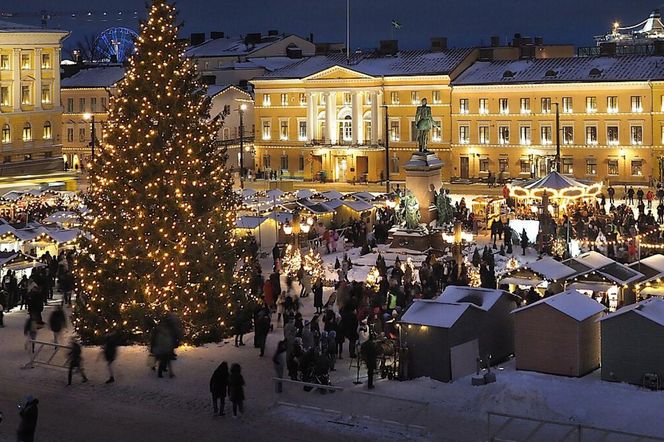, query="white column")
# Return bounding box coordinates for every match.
[34,48,42,110]
[53,49,61,109]
[352,91,362,144]
[325,92,336,144]
[306,92,316,141]
[377,93,384,144]
[370,92,378,145]
[12,49,21,111]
